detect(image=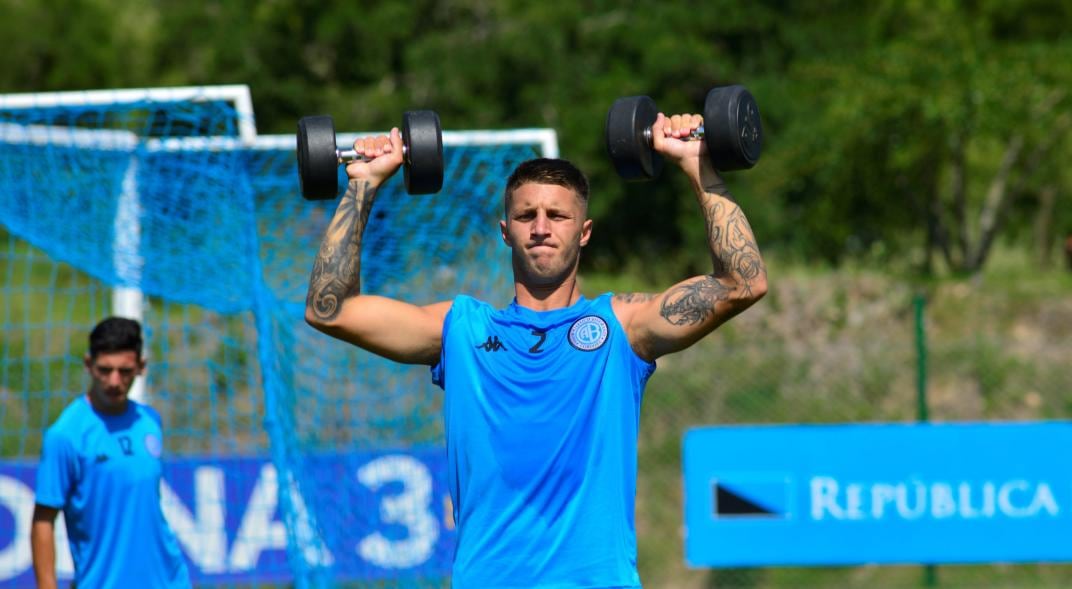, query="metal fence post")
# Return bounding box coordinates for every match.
[915,292,937,586]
